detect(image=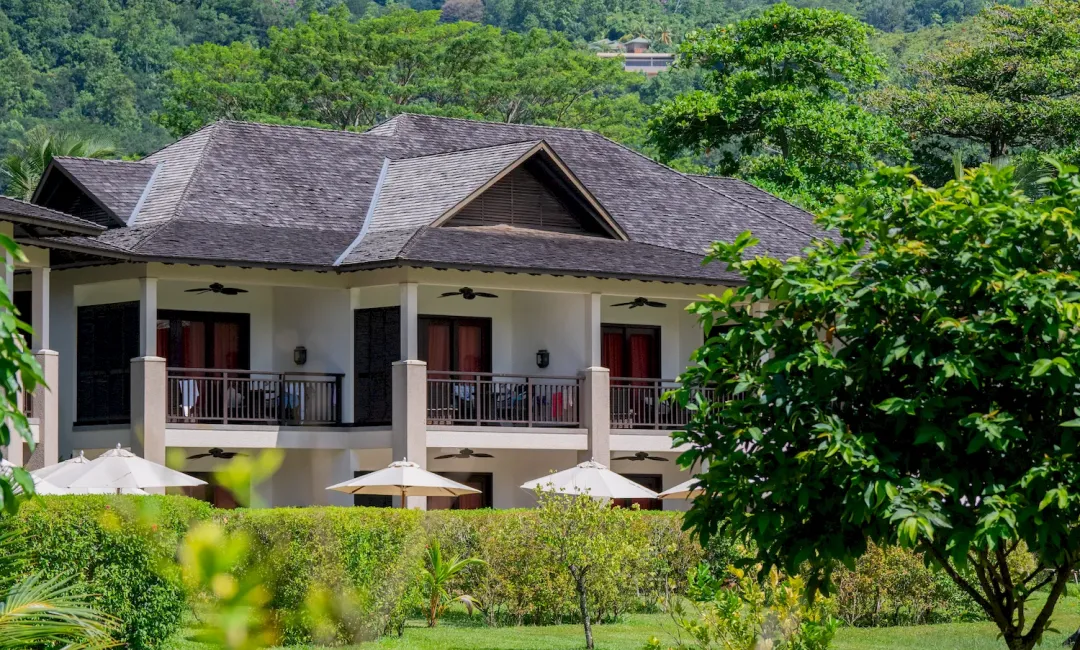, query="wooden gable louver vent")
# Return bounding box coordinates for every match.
[447,166,588,234]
